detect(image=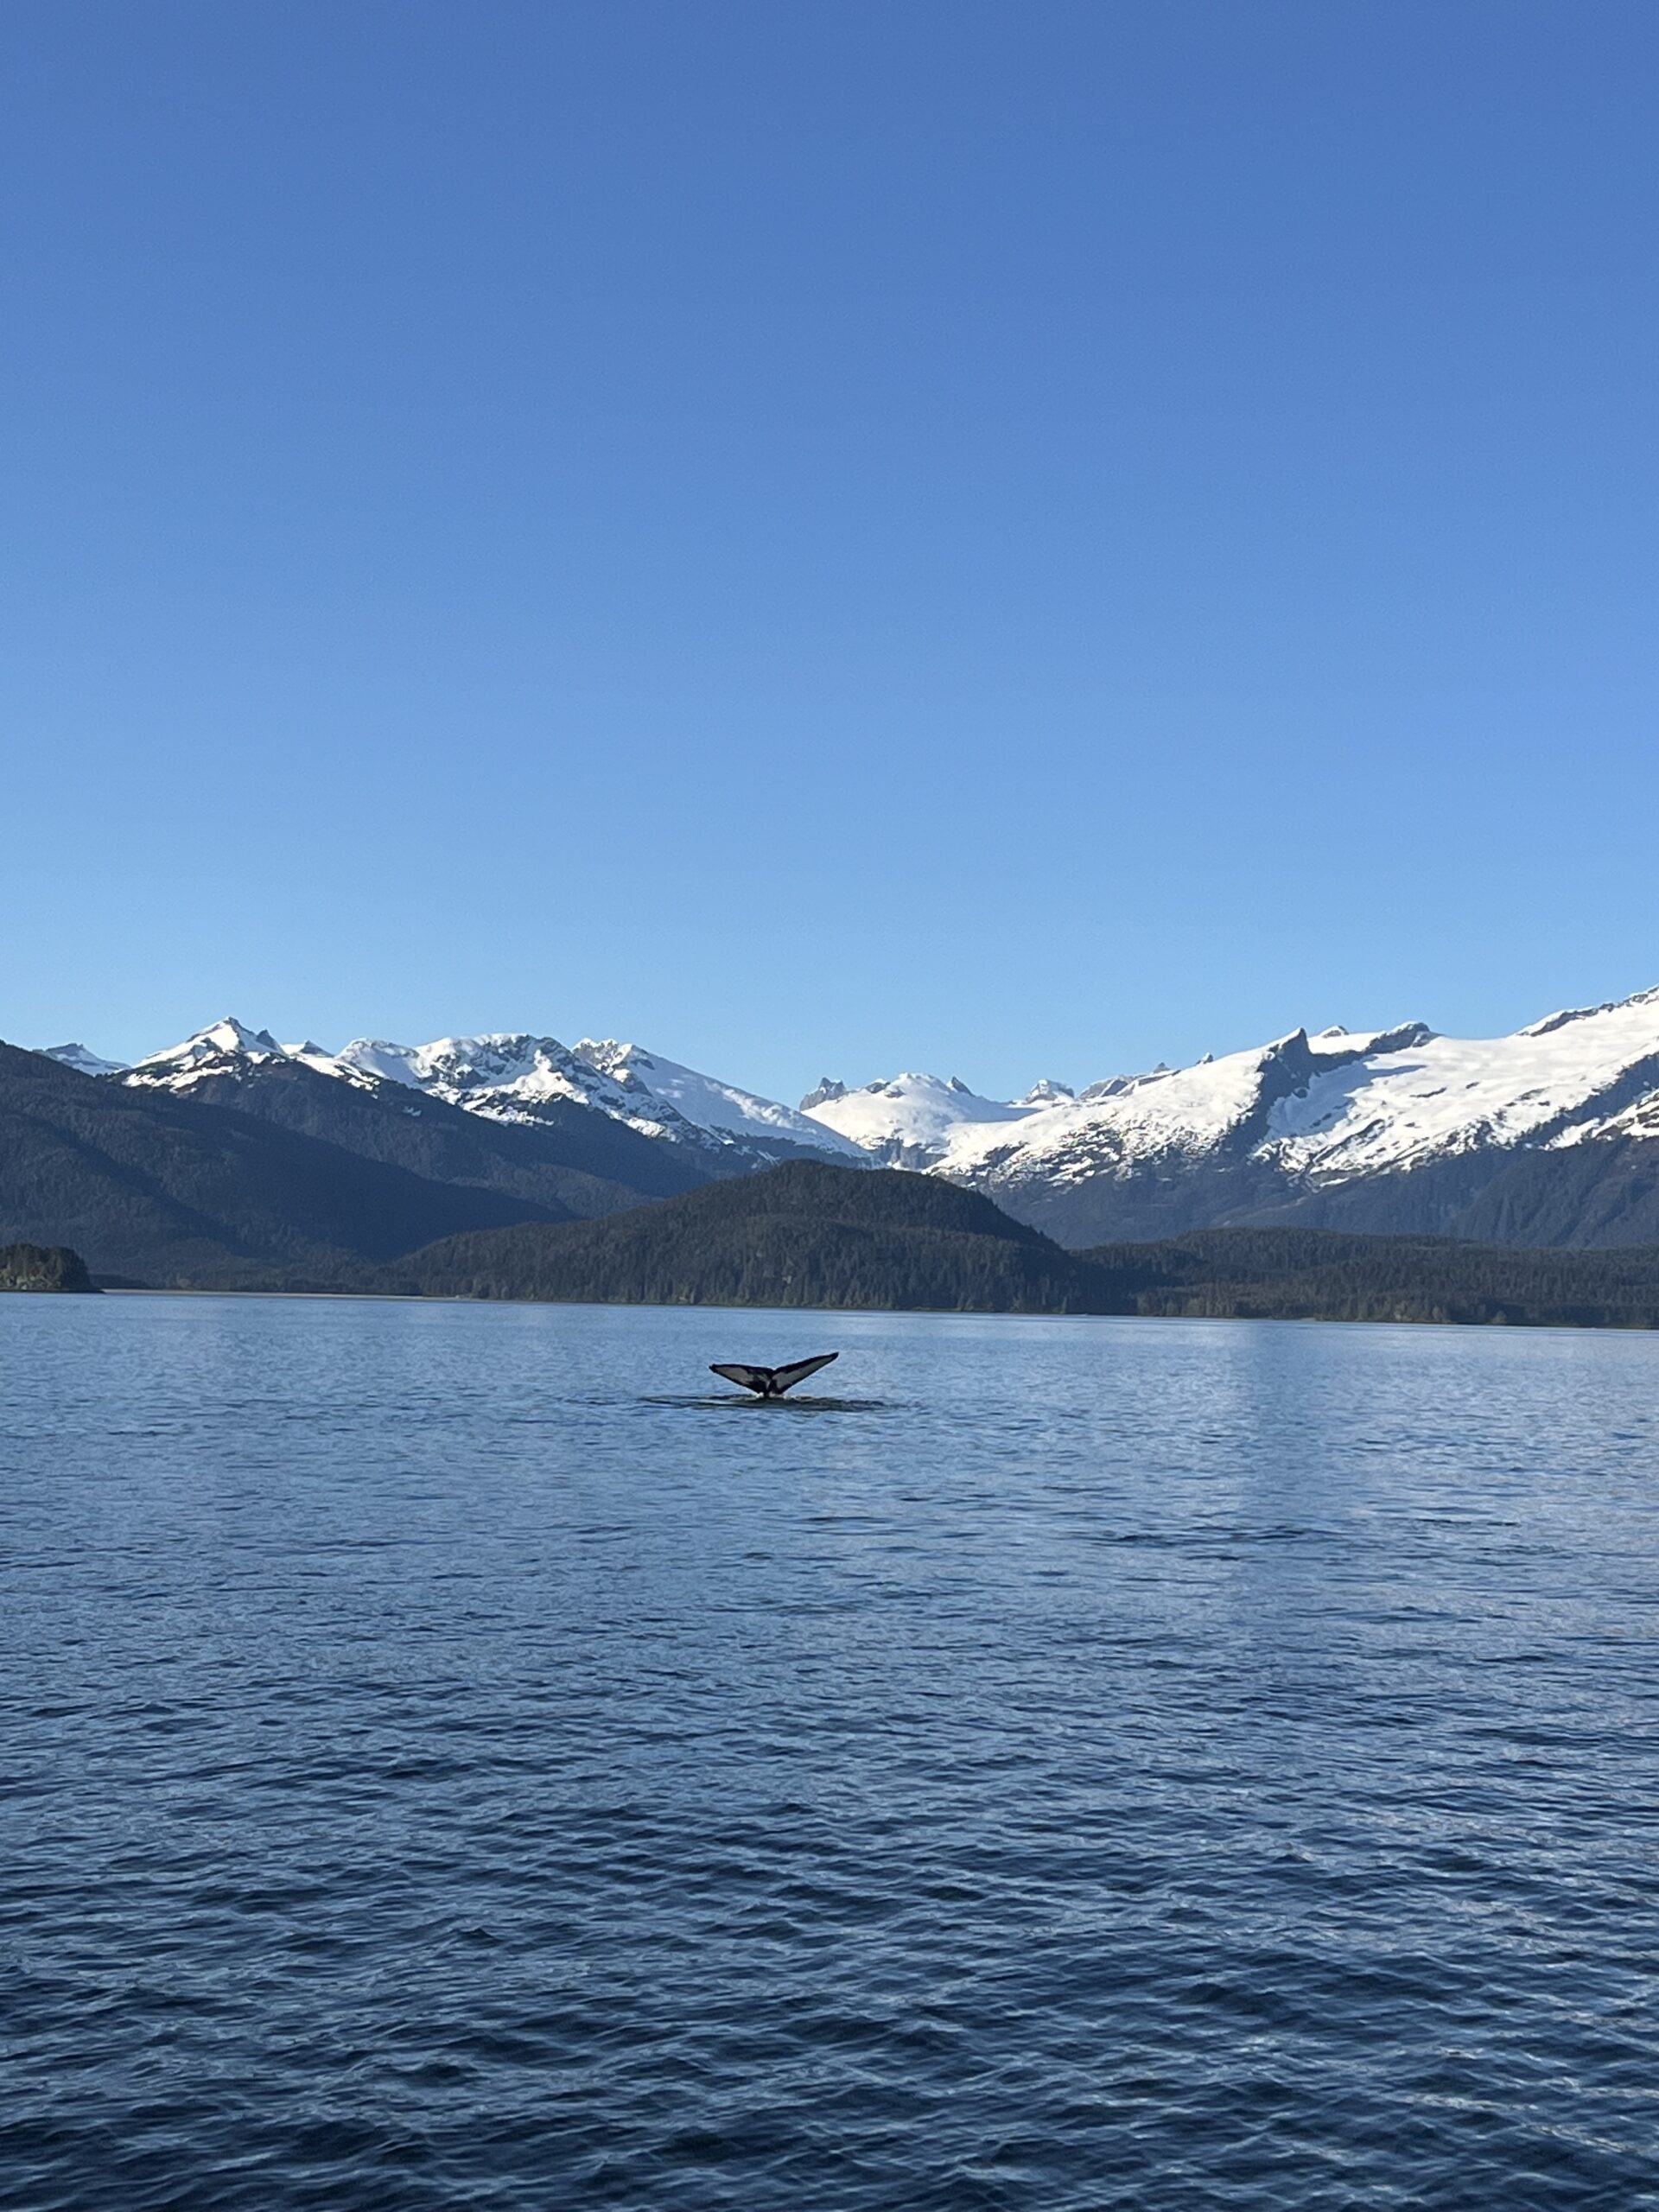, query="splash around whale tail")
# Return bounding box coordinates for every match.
[709,1353,839,1398]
